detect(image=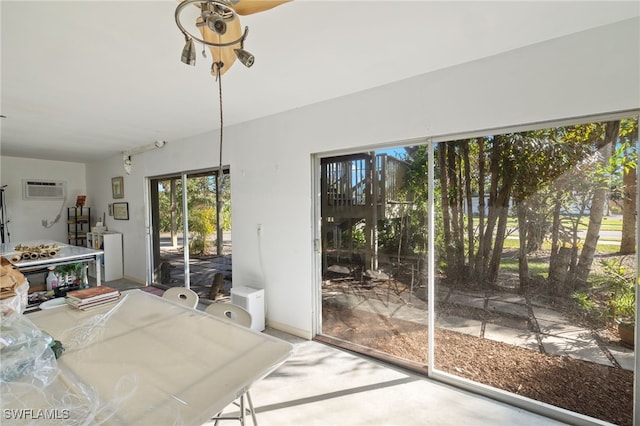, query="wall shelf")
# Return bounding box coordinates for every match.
[67,207,90,246]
